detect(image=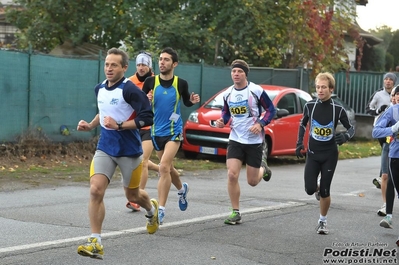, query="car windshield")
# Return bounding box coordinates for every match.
[204,90,278,109]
